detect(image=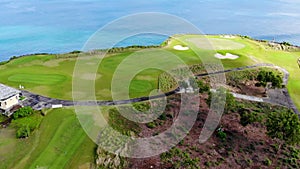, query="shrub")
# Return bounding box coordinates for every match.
[13,107,33,119]
[132,102,150,112]
[257,70,282,88]
[240,111,264,126]
[146,122,156,129]
[282,41,292,46]
[225,92,237,113]
[207,88,237,113]
[161,147,200,168]
[197,80,210,93]
[159,113,167,121]
[266,111,300,145]
[204,161,212,167]
[16,125,30,138]
[288,146,300,159]
[12,113,43,139]
[216,128,227,141]
[263,158,272,166]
